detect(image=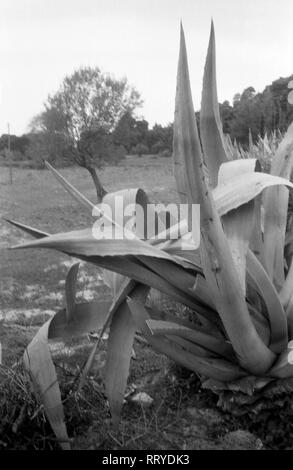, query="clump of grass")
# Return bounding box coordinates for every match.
[0,360,108,449]
[0,364,58,449]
